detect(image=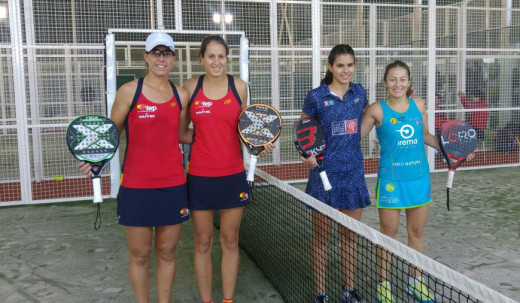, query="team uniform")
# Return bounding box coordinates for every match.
[117,78,189,226]
[187,75,249,210]
[302,82,371,210]
[375,99,432,209]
